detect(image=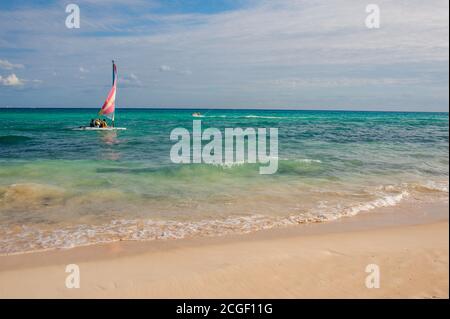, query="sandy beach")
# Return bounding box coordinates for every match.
[0,200,448,299]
